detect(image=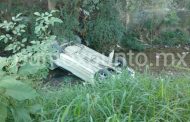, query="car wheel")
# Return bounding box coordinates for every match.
[114,56,127,68]
[95,69,111,81]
